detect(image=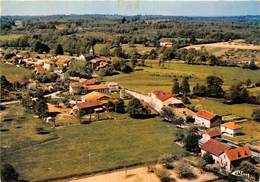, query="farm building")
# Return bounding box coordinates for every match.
[81,92,112,102]
[159,38,174,47]
[194,110,221,128]
[69,79,102,95]
[221,122,242,137]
